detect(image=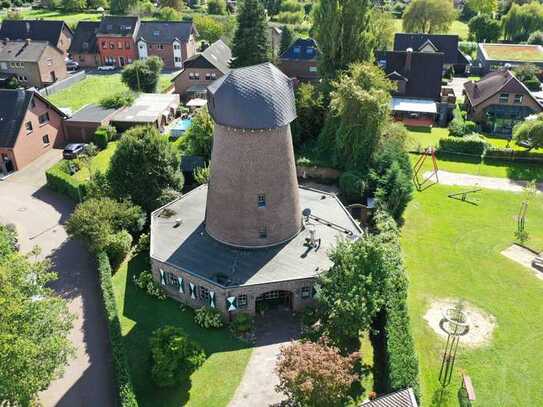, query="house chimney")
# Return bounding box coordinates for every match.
[405,47,413,75]
[25,38,31,45]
